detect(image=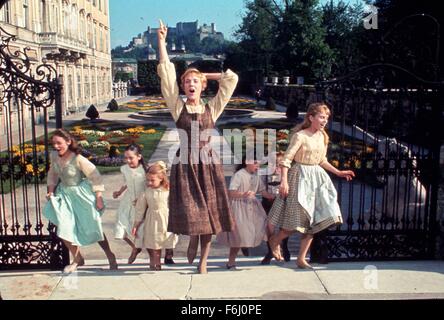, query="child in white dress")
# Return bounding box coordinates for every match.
[113,144,146,264]
[132,161,178,271]
[218,158,275,269]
